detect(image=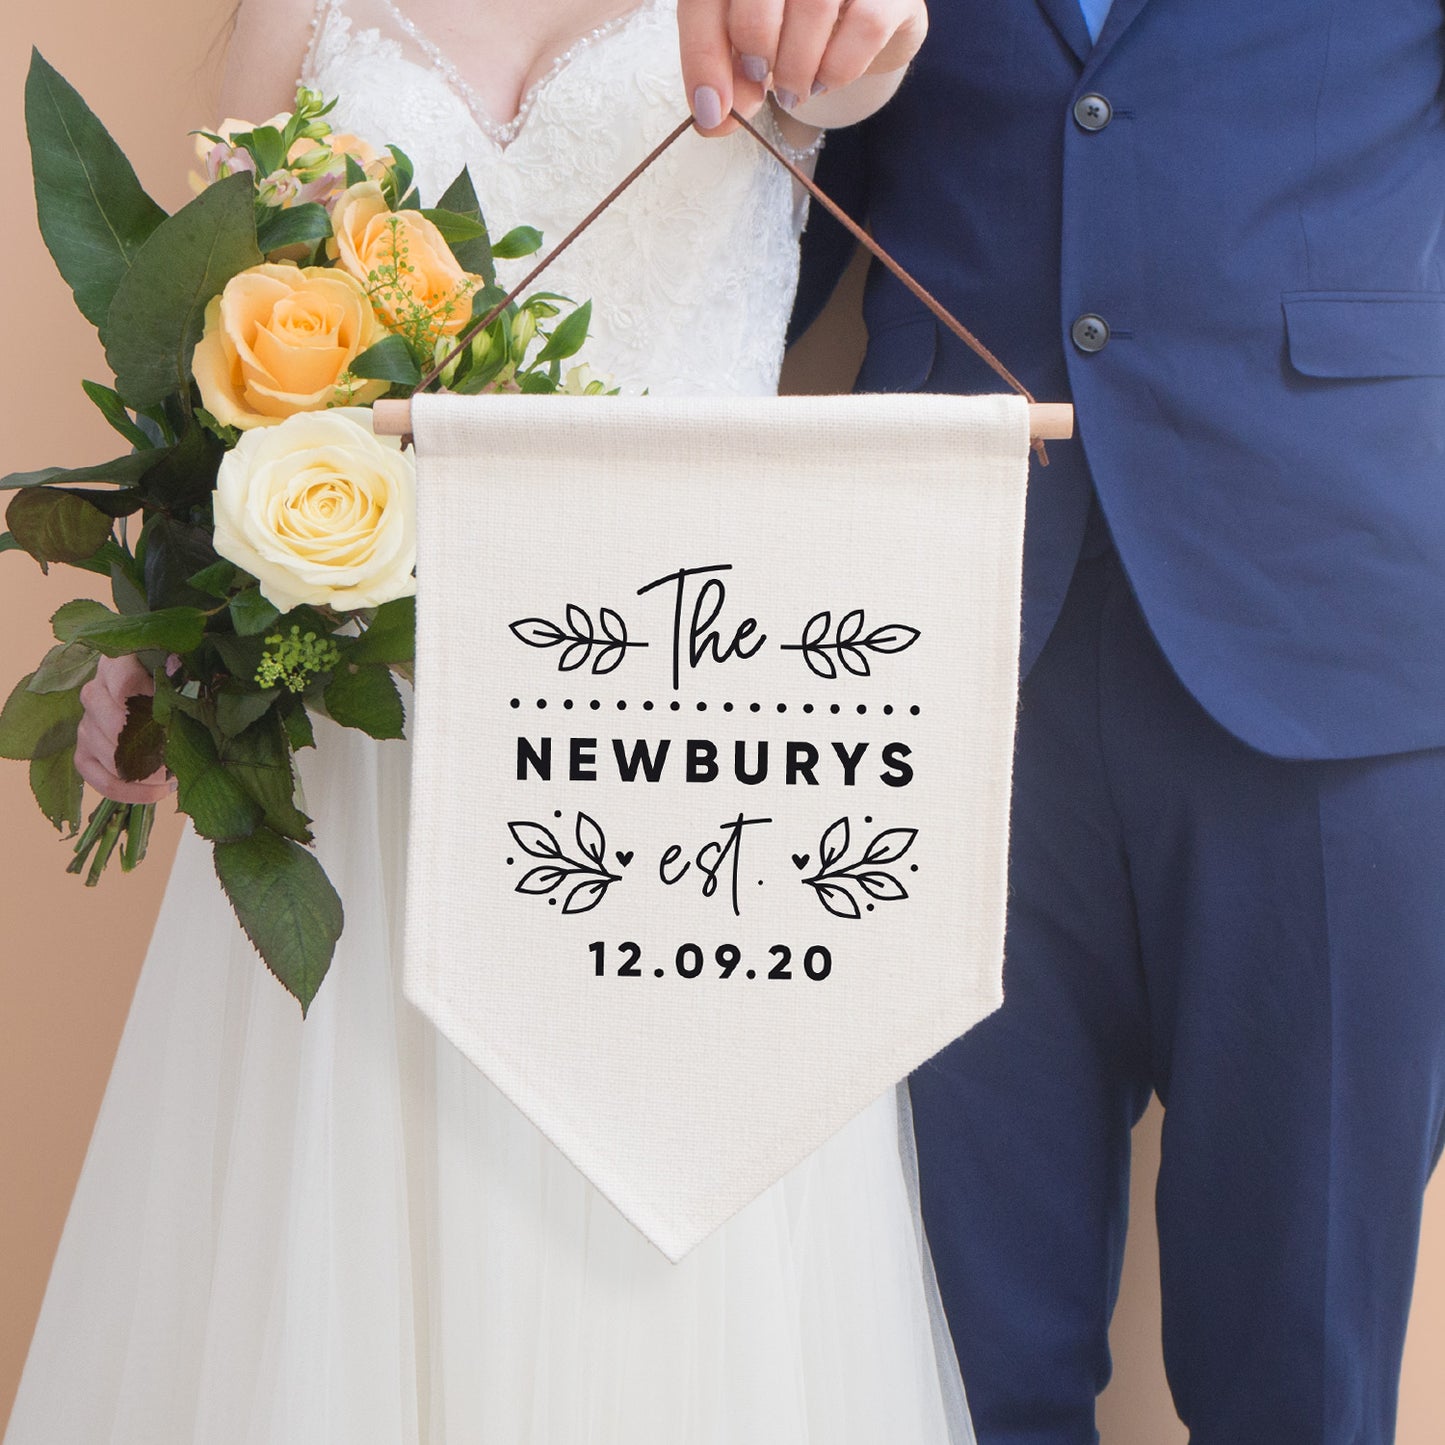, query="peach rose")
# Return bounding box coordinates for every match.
[193,262,387,430]
[324,132,390,178]
[277,133,395,210]
[329,181,482,339]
